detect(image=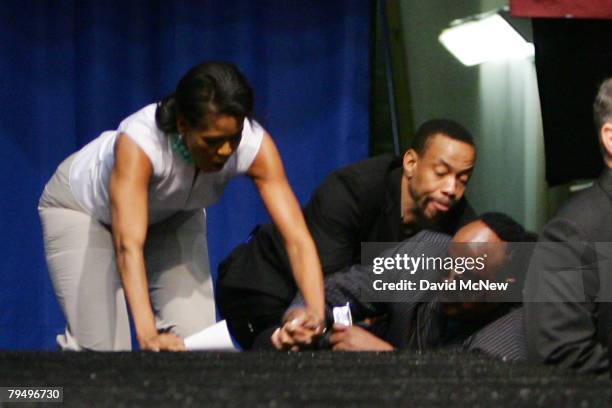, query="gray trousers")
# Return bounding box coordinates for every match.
[38,155,216,351]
